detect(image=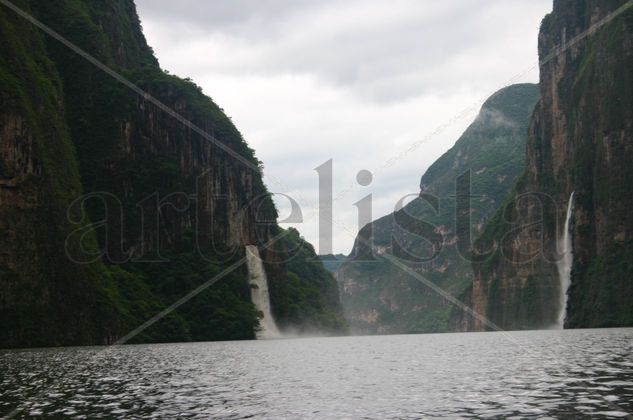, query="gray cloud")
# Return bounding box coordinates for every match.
[139,1,550,102]
[136,0,552,253]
